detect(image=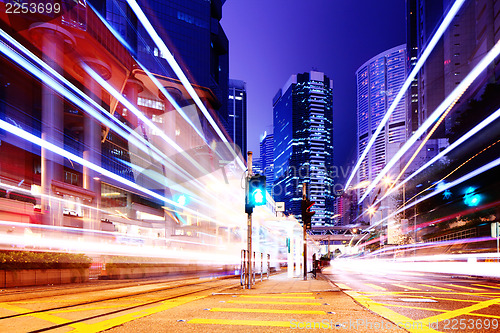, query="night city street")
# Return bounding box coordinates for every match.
[0,0,499,332]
